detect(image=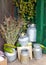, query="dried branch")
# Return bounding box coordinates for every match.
[0,16,24,45]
